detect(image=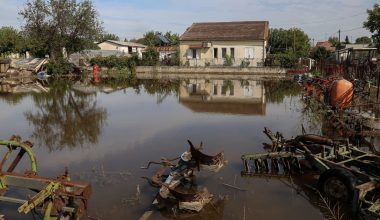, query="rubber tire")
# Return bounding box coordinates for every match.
[318,168,357,203]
